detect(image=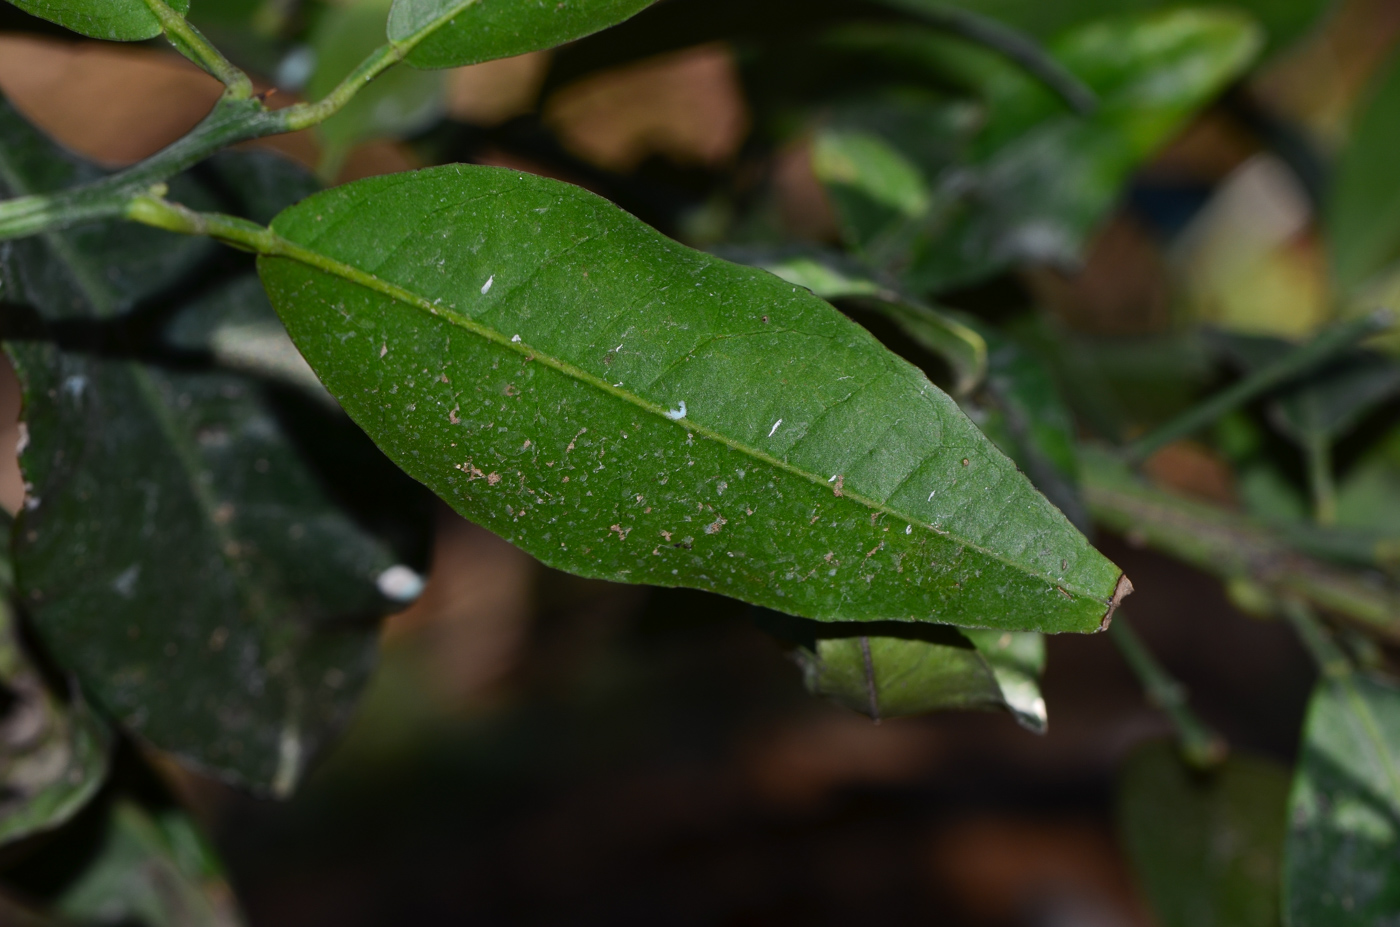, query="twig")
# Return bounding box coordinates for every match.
[142,0,254,97]
[1125,310,1393,463]
[1080,446,1400,641]
[1109,616,1226,768]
